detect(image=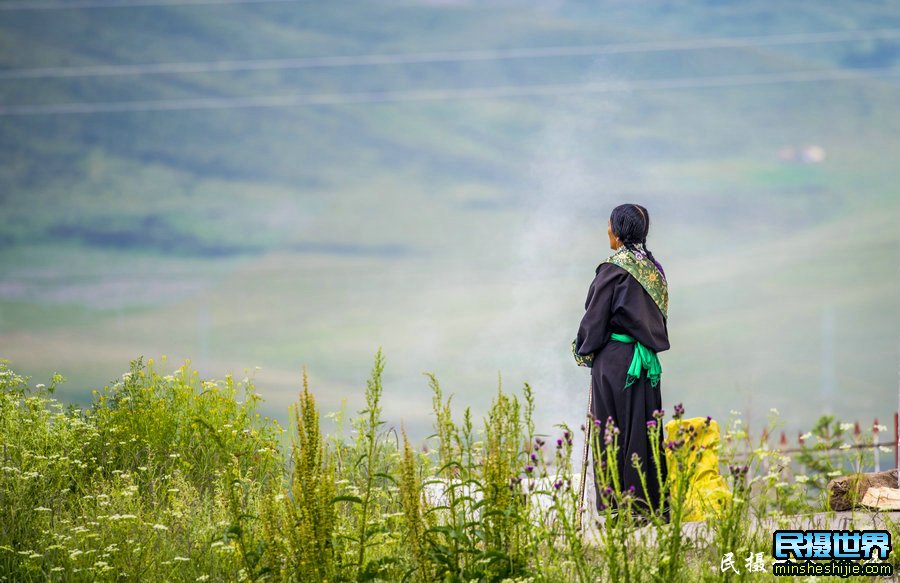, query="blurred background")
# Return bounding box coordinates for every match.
[0,0,898,442]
